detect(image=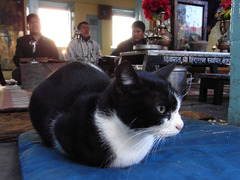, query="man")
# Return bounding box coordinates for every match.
[12,13,59,84]
[65,21,102,65]
[111,21,146,56]
[13,14,59,67]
